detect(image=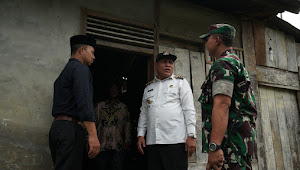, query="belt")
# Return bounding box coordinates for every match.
[54,115,85,129]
